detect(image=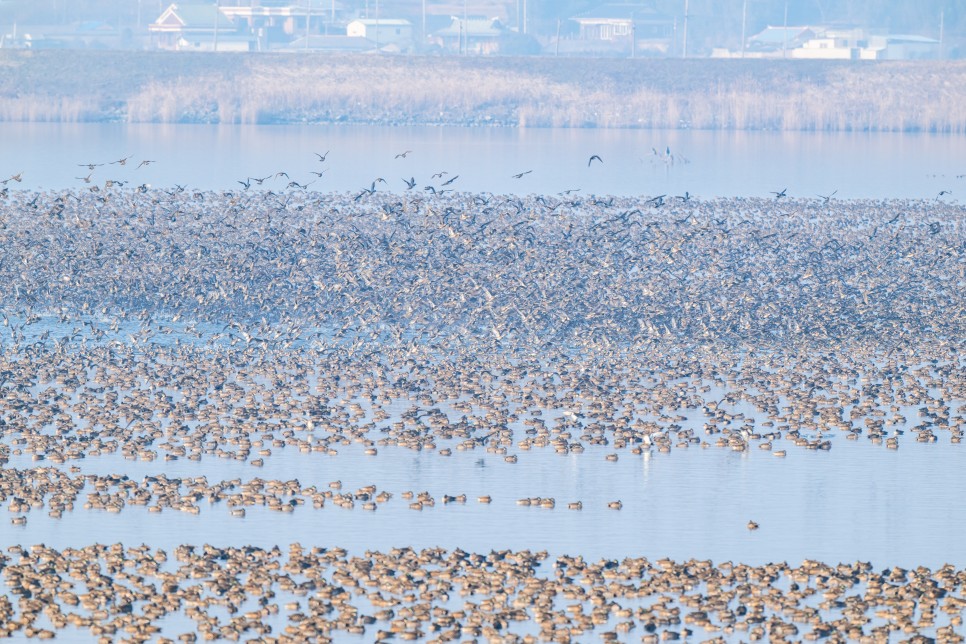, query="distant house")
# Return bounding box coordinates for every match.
[746,26,815,54]
[220,1,336,50]
[568,3,673,56]
[346,19,413,49]
[789,26,865,59]
[433,16,505,55]
[149,3,253,51]
[790,27,939,60]
[722,24,940,60]
[860,34,940,60]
